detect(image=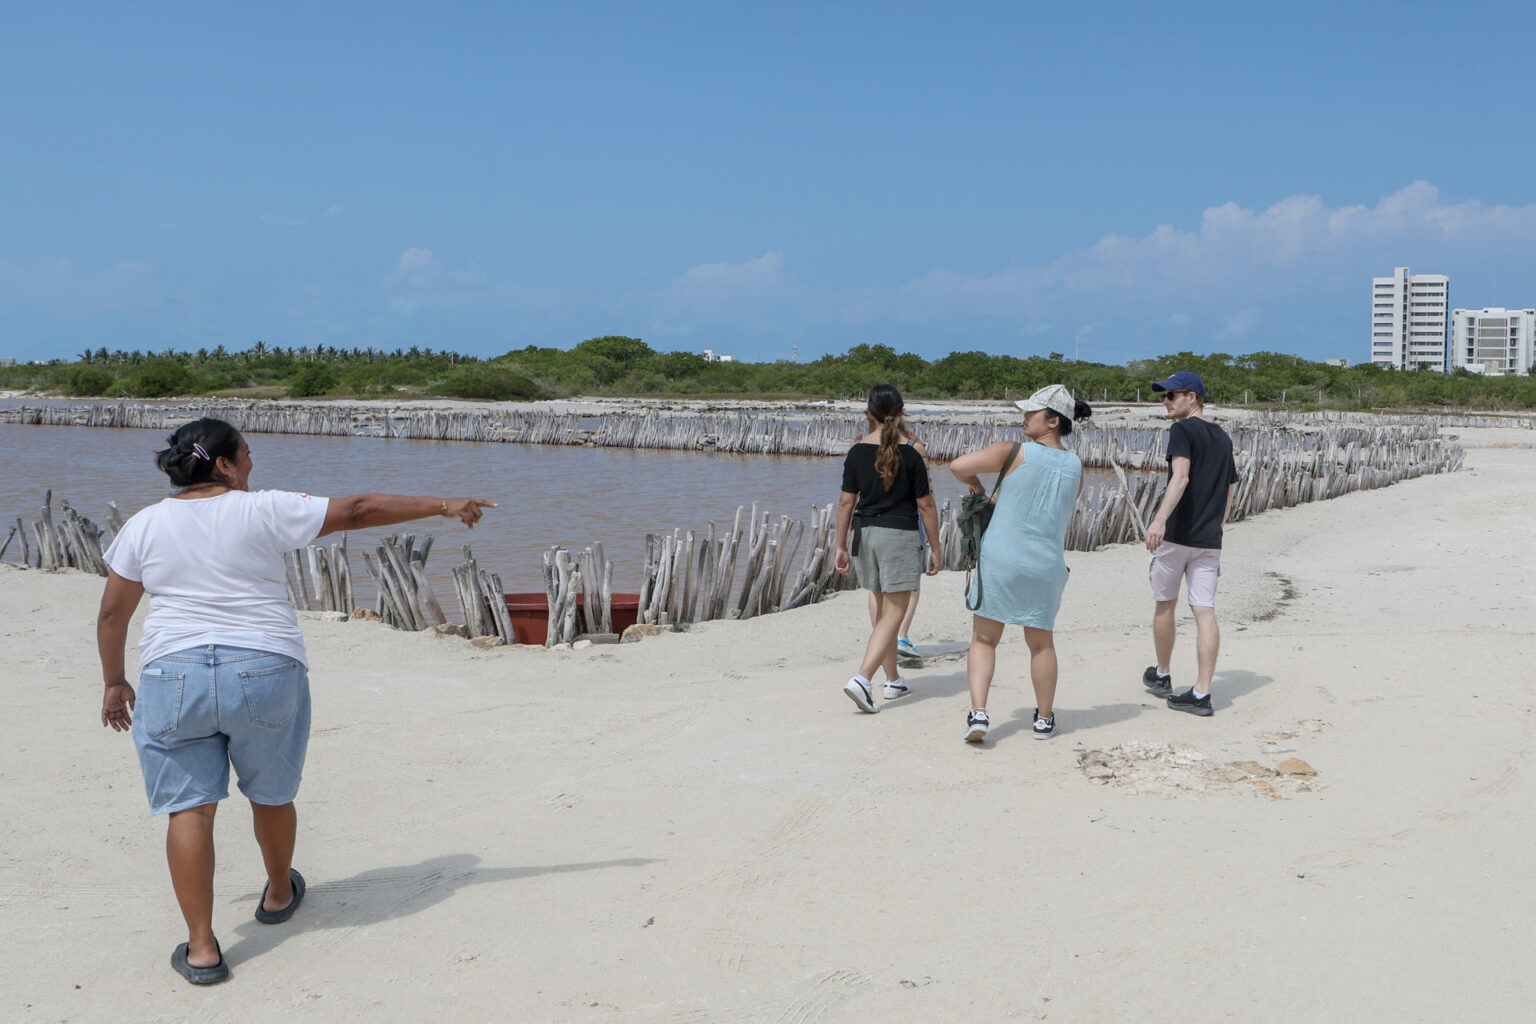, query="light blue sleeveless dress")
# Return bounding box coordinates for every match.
[967,441,1082,629]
